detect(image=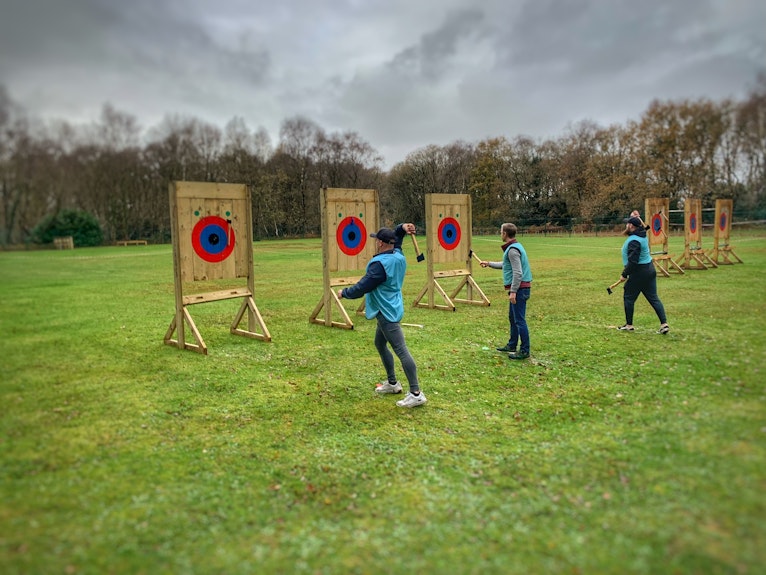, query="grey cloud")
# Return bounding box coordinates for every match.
[1,0,764,169]
[388,9,487,81]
